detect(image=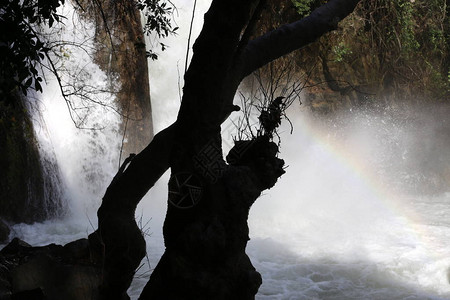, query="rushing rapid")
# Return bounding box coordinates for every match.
[246,108,450,300]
